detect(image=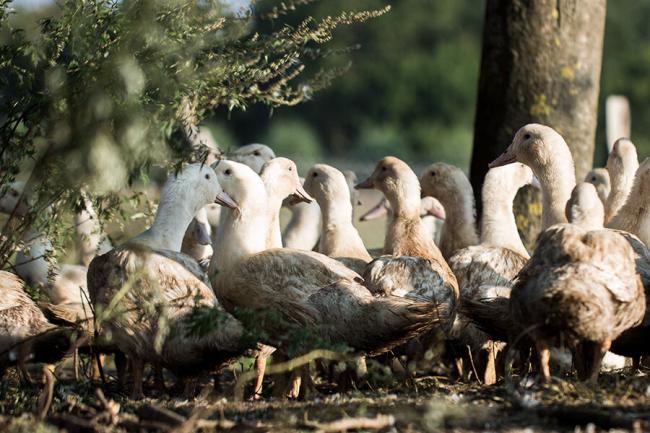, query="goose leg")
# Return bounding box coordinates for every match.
[91,354,104,380]
[17,344,33,385]
[153,365,165,391]
[253,352,268,400]
[115,352,128,389]
[535,341,551,382]
[298,364,317,400]
[288,369,301,399]
[130,357,145,399]
[580,340,610,383]
[482,344,497,385]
